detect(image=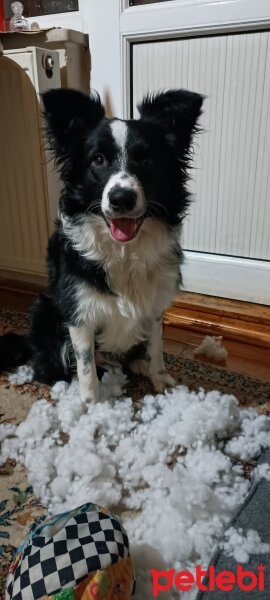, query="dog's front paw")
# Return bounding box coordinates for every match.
[83,393,99,405]
[80,381,100,405]
[151,371,176,393]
